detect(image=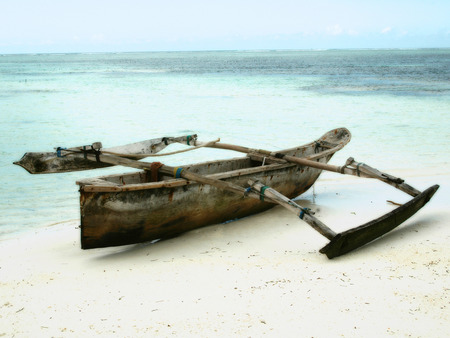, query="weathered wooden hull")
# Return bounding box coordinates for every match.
[77,128,351,249]
[80,163,320,249]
